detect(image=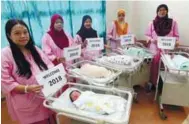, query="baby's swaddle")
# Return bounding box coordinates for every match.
[105,55,132,66]
[123,47,145,57]
[79,64,112,78]
[164,54,189,70]
[73,91,126,115]
[123,47,152,58]
[172,55,189,70]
